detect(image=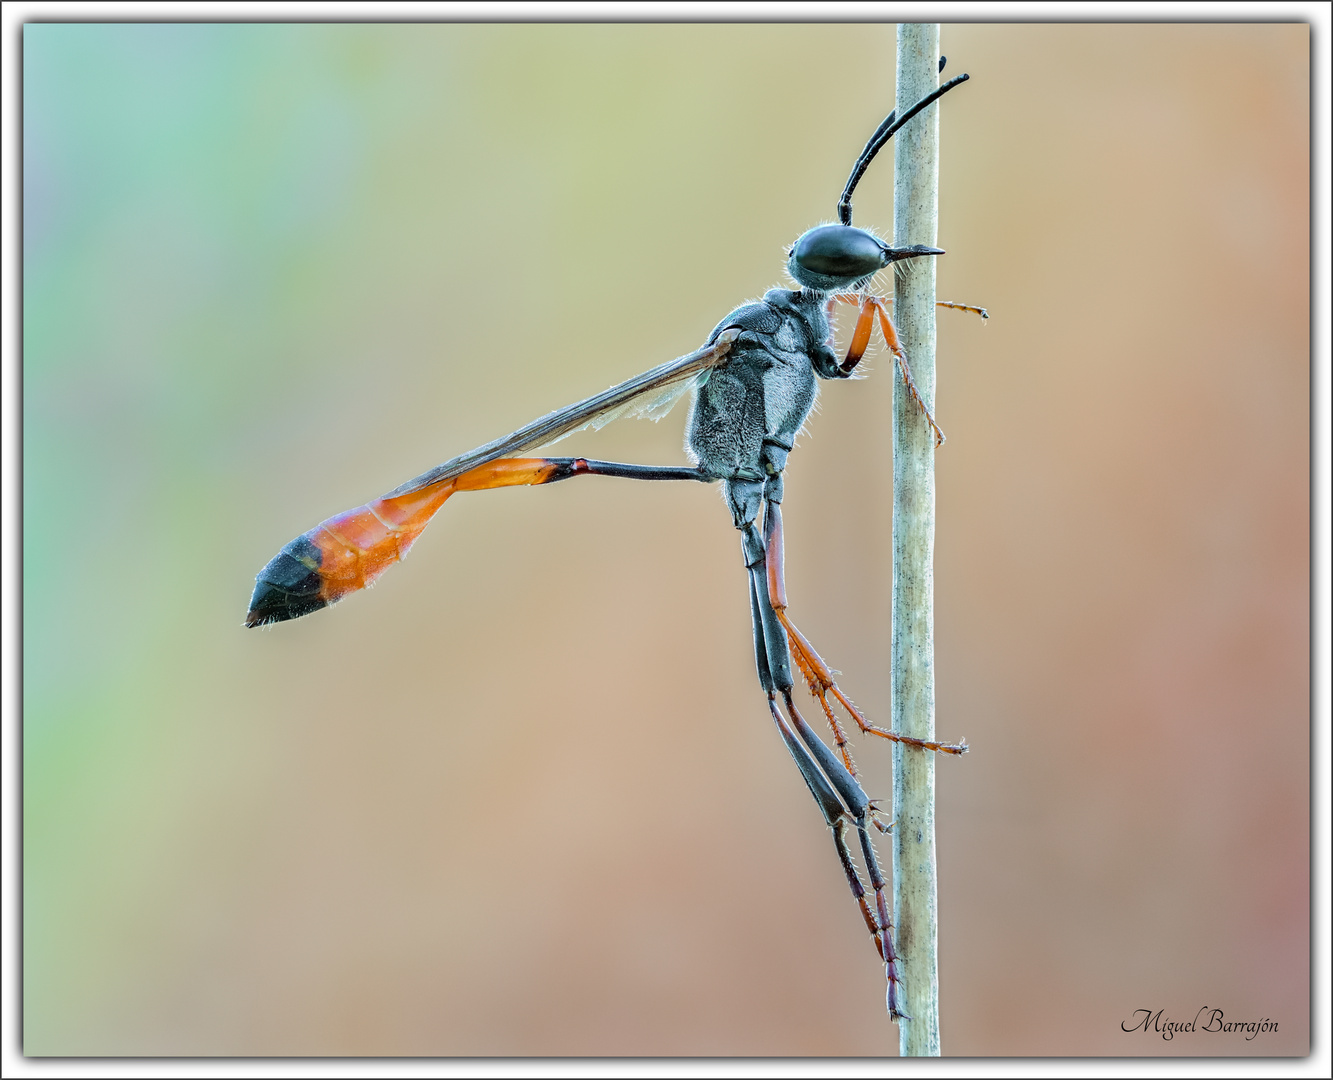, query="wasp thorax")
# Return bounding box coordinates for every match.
[787,224,889,291]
